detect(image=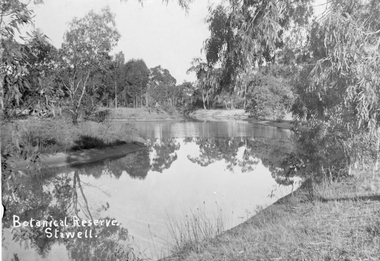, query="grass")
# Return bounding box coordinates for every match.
[162,171,380,261]
[1,116,137,155]
[165,202,228,256]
